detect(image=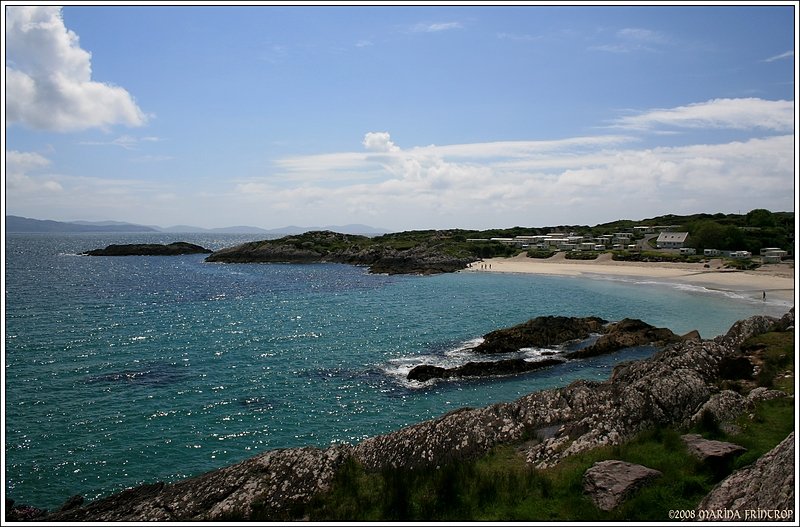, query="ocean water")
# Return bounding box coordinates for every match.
[4,233,791,509]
